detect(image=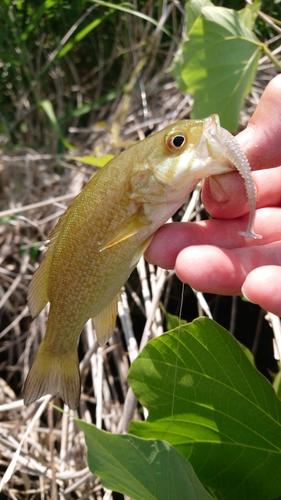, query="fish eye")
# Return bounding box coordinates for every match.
[166,133,187,152]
